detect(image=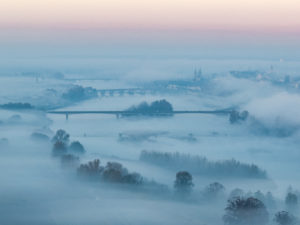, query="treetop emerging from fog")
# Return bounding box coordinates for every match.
[124,99,173,117]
